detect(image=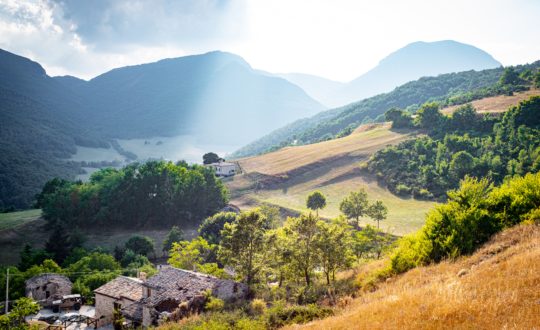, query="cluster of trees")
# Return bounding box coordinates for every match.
[390,172,540,274]
[368,96,540,199]
[233,62,540,158]
[165,191,390,292]
[37,160,228,231]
